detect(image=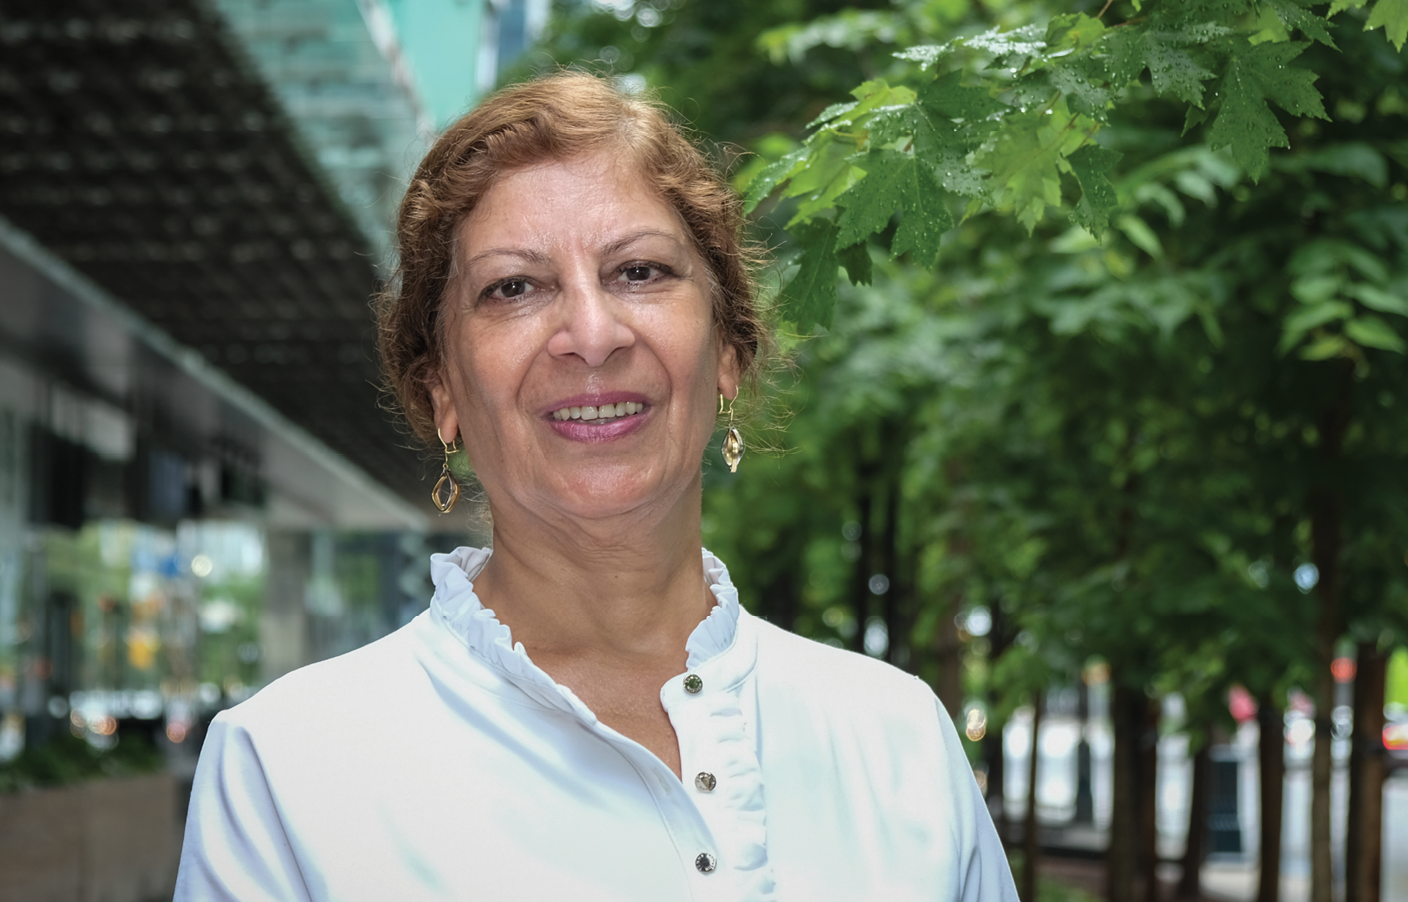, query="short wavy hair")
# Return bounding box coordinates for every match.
[377,71,766,446]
